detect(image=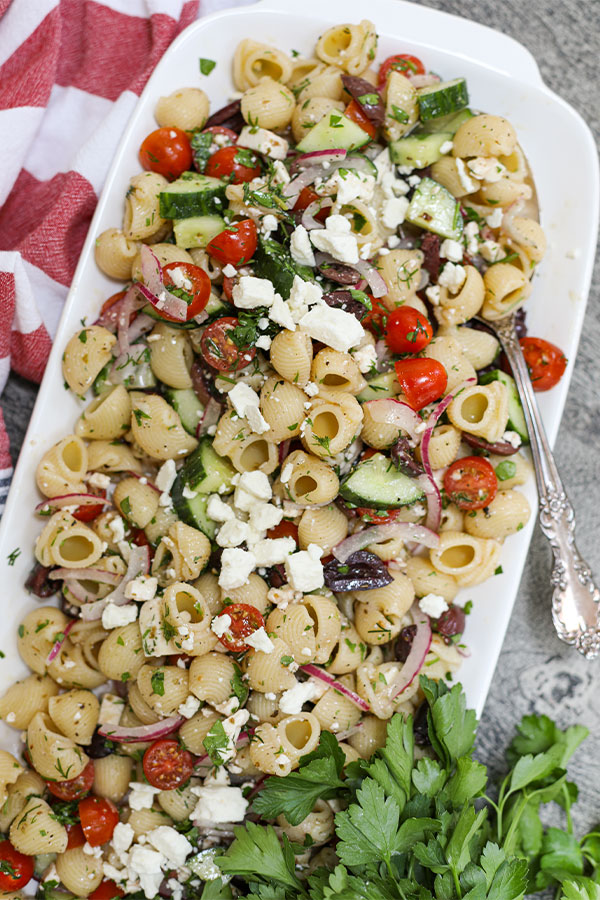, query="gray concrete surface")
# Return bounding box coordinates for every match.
[1,0,599,834]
